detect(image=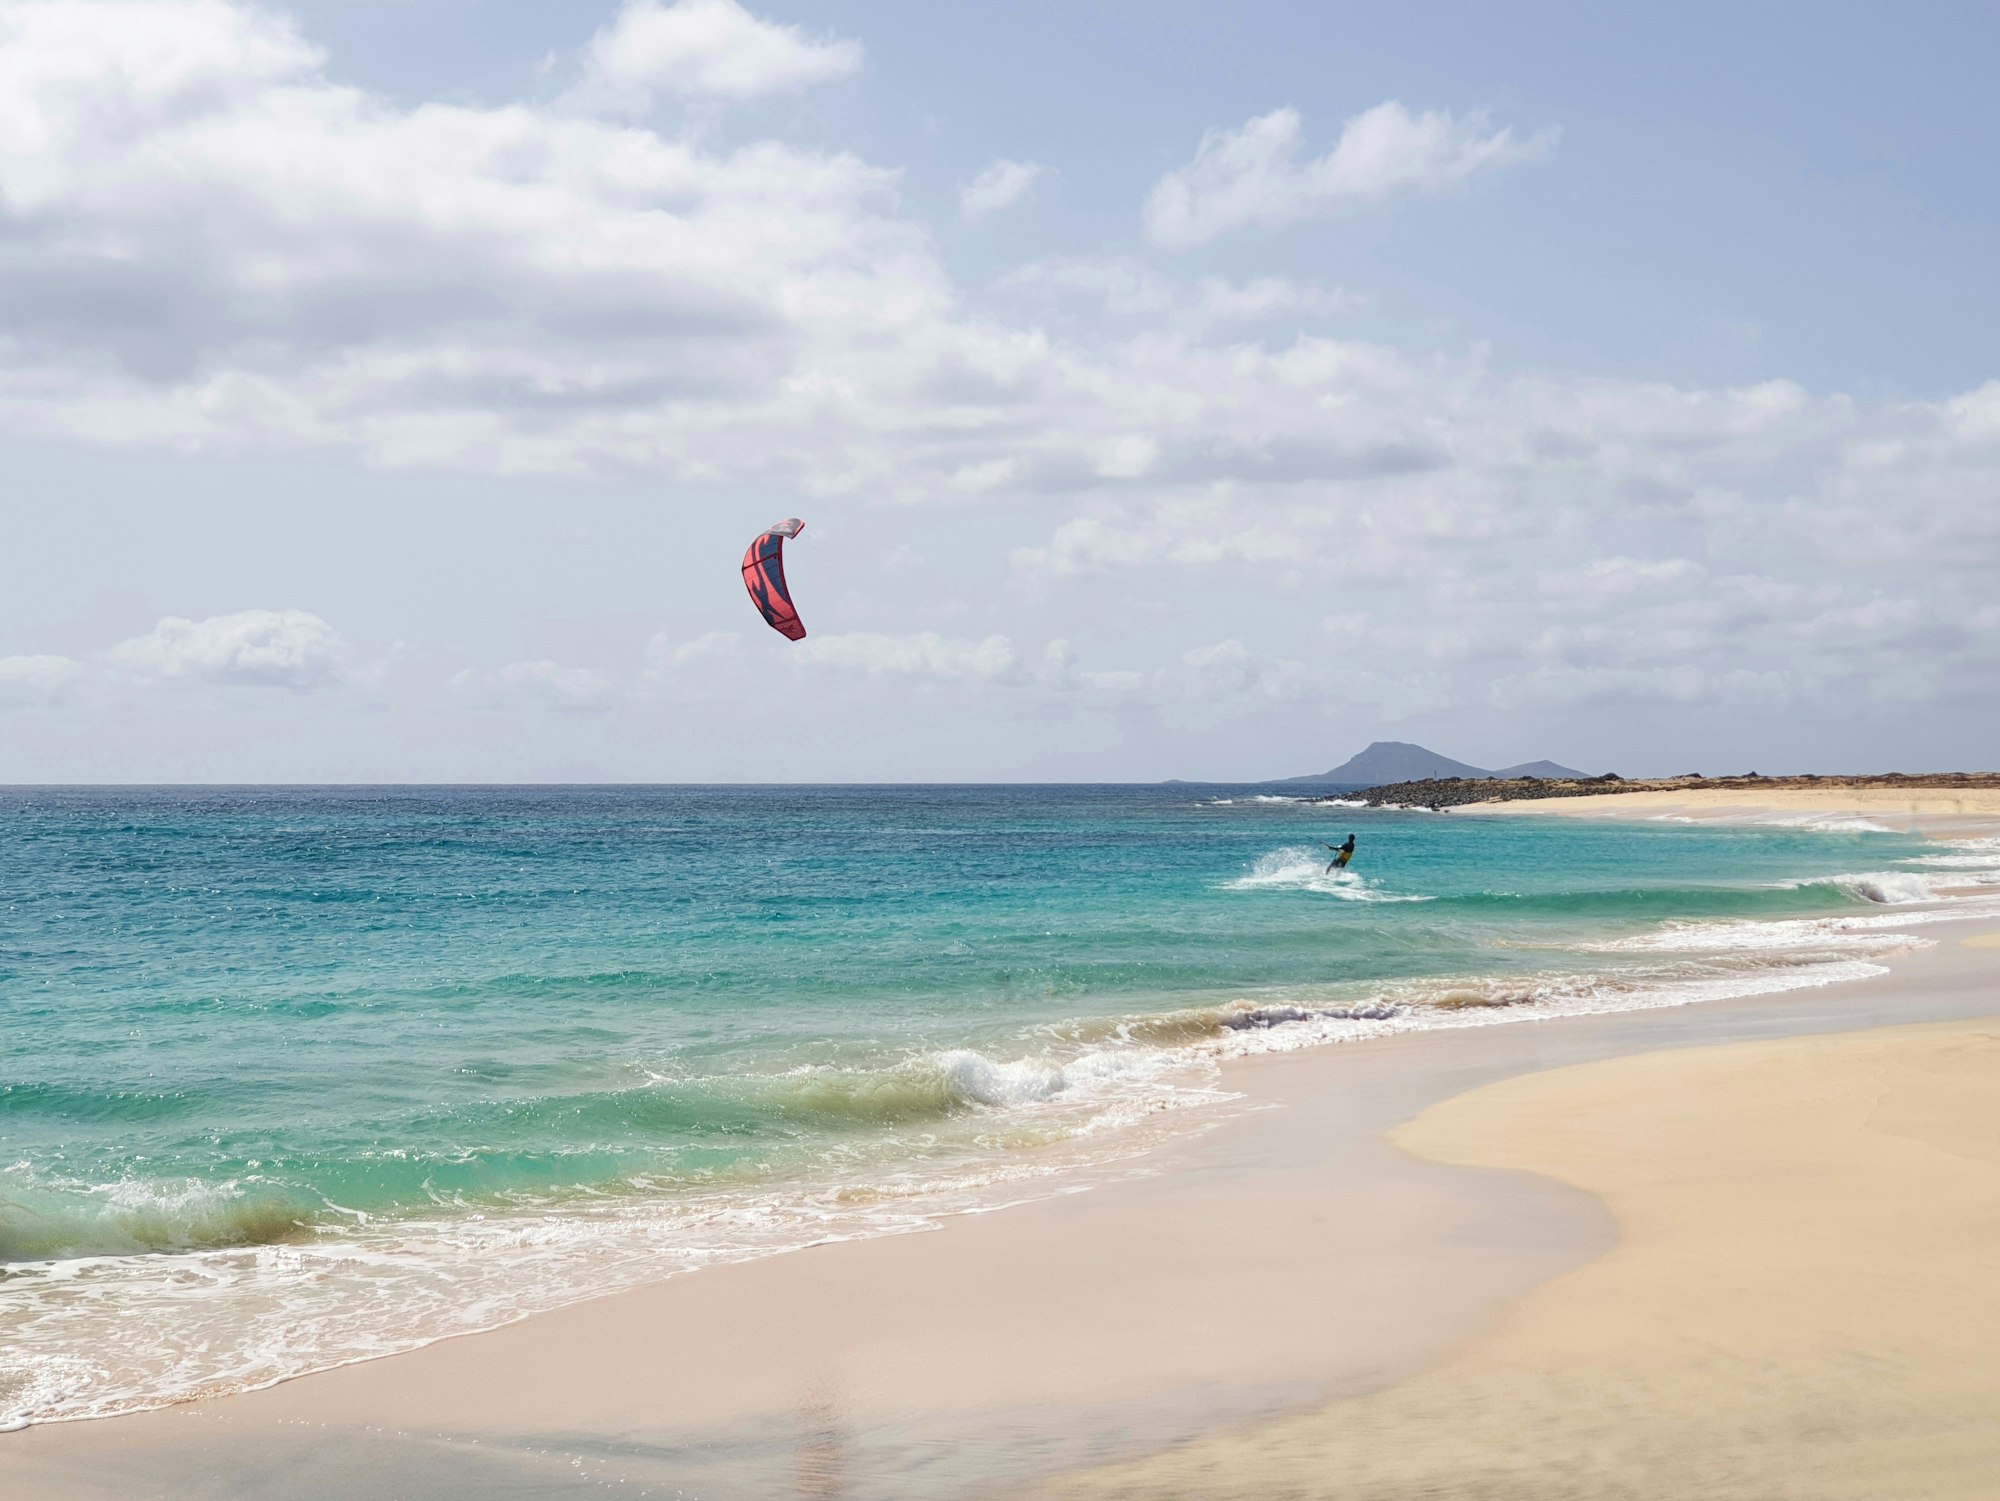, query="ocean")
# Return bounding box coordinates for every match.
[5,784,1997,1428]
